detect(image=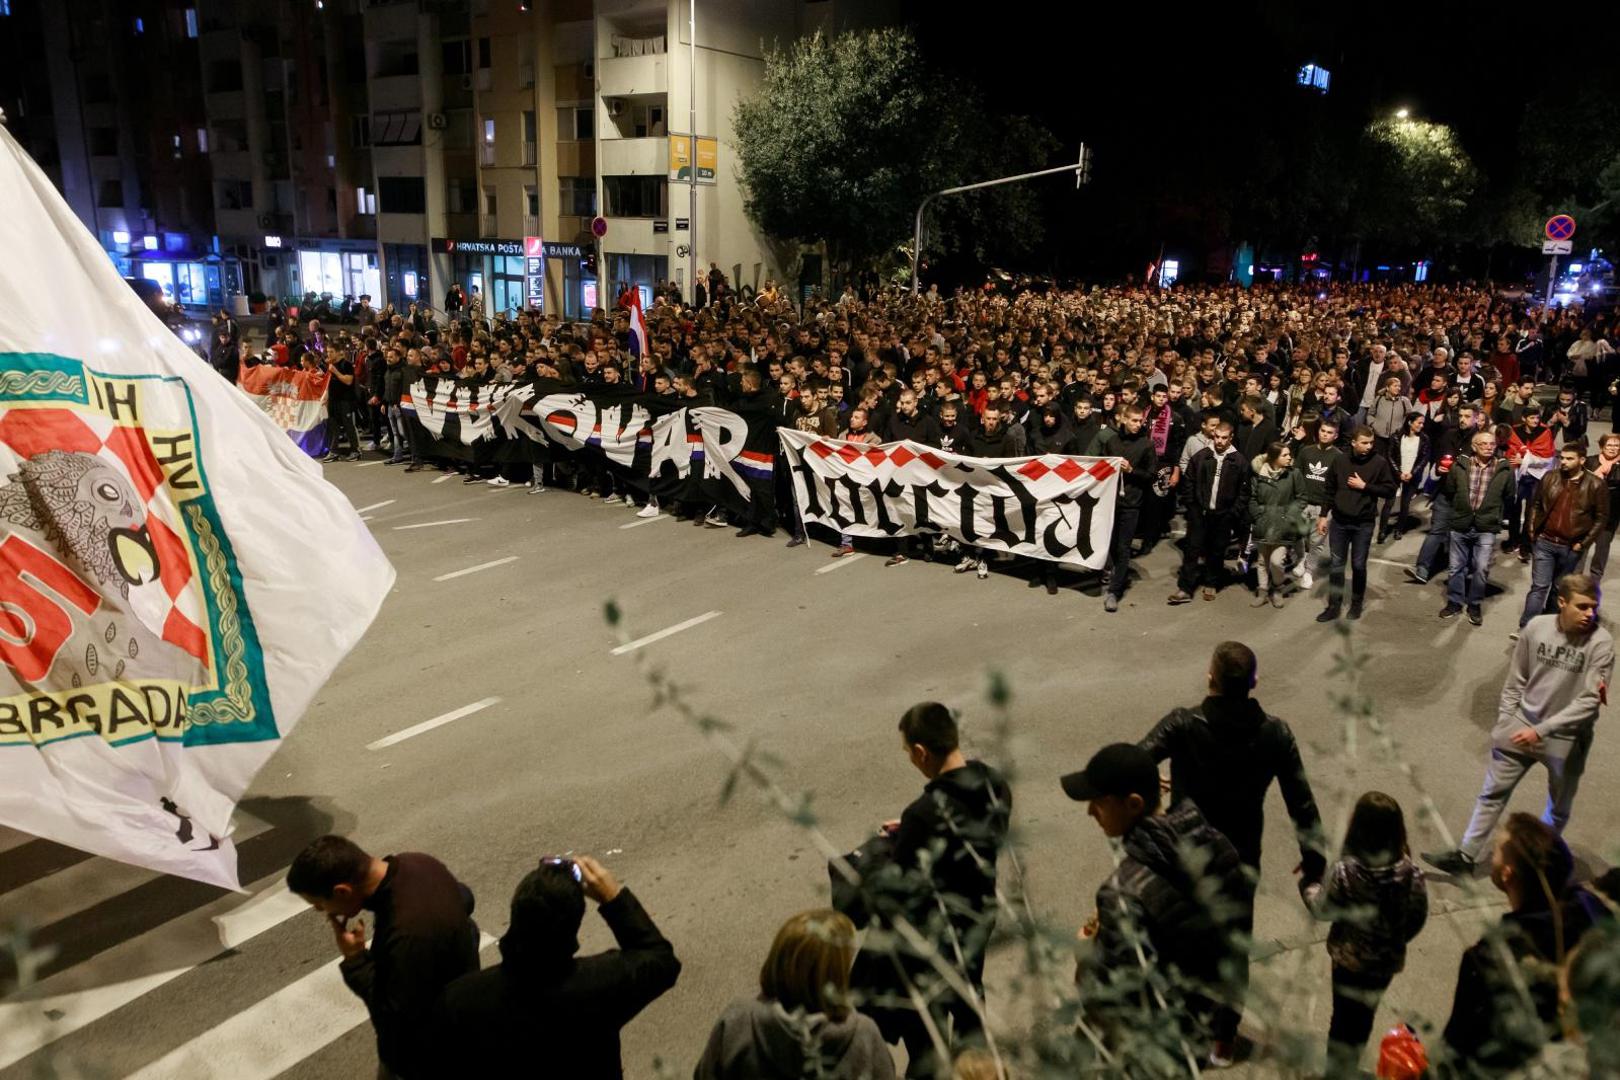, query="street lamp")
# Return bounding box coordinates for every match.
[1394,107,1410,120]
